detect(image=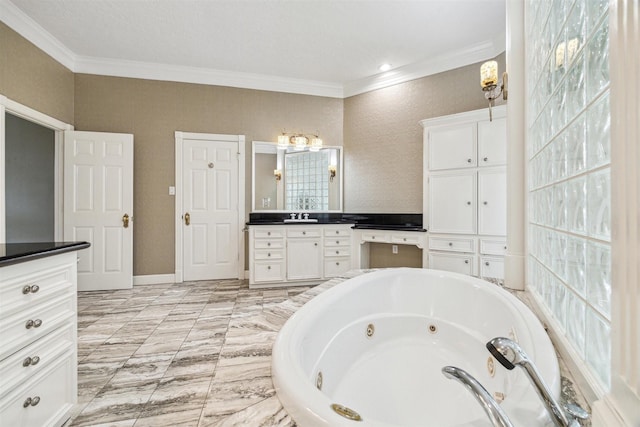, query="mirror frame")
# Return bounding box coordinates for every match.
[251,140,343,213]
